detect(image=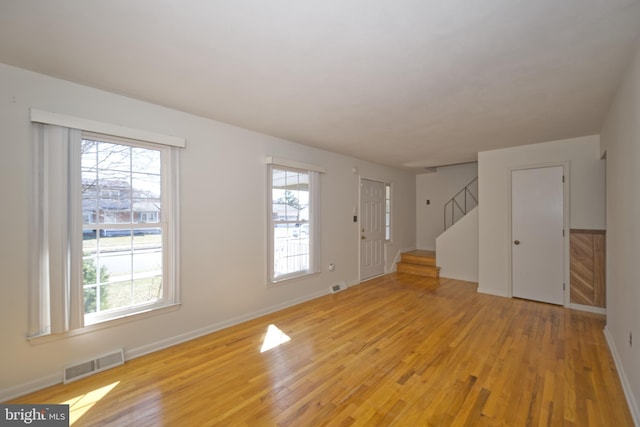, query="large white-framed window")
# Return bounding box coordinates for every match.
[267,158,323,284]
[28,111,183,338]
[81,134,174,325]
